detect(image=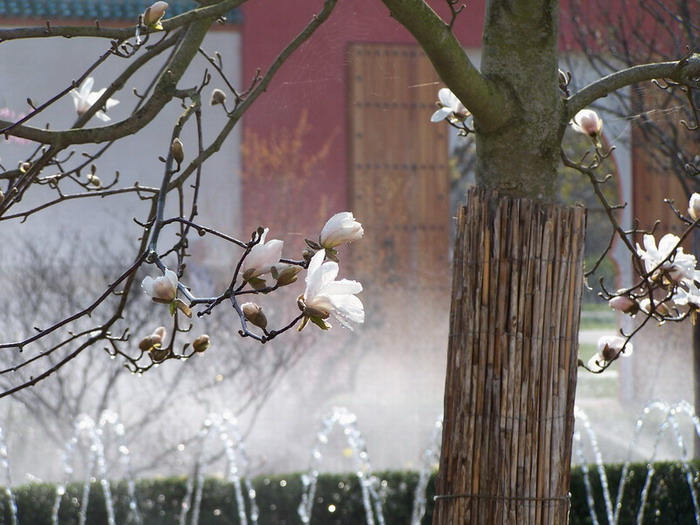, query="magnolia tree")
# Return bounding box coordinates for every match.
[0,0,365,398]
[433,80,700,371]
[1,0,699,521]
[381,0,699,523]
